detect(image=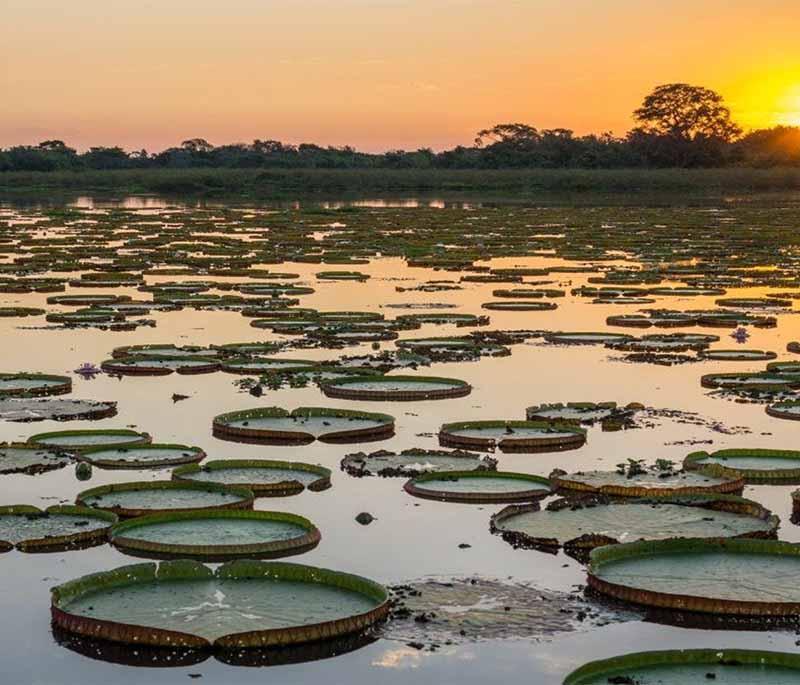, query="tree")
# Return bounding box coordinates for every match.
[734,126,800,166]
[633,83,741,142]
[475,123,539,148]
